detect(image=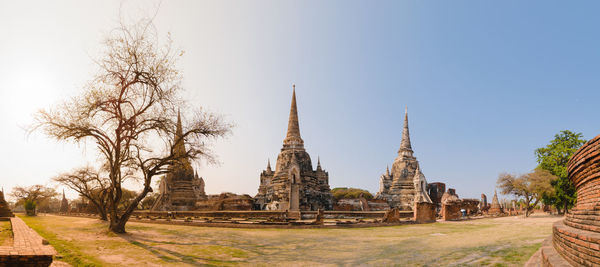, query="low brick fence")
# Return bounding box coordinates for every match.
[132,210,288,219]
[0,217,56,266]
[131,210,412,220]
